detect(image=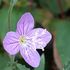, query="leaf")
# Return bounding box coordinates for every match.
[0,53,10,70]
[0,7,24,40]
[31,9,45,23]
[4,66,12,70]
[16,63,29,70]
[35,54,45,70]
[48,19,70,69]
[39,0,69,14]
[0,8,8,40]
